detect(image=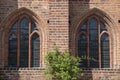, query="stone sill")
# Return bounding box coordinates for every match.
[0,67,45,70]
[82,68,120,70]
[82,68,120,74]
